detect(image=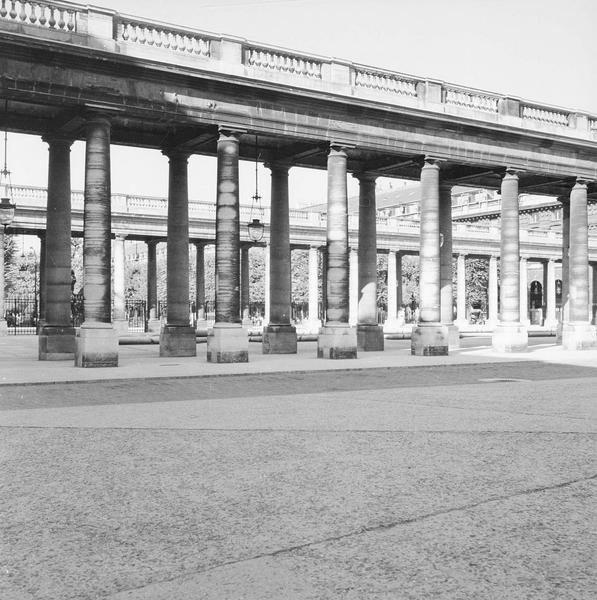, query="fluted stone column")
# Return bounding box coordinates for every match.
[455,254,467,327]
[492,170,528,352]
[544,259,557,329]
[113,234,128,336]
[194,241,208,334]
[591,263,597,325]
[240,244,251,325]
[159,149,196,357]
[263,162,296,353]
[74,118,118,367]
[439,183,458,349]
[556,200,570,343]
[207,130,248,362]
[37,233,46,334]
[263,165,294,341]
[488,255,499,326]
[519,256,529,327]
[145,239,160,333]
[317,144,357,359]
[355,173,383,350]
[349,247,359,326]
[306,245,321,333]
[39,136,76,358]
[562,180,596,349]
[412,158,448,355]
